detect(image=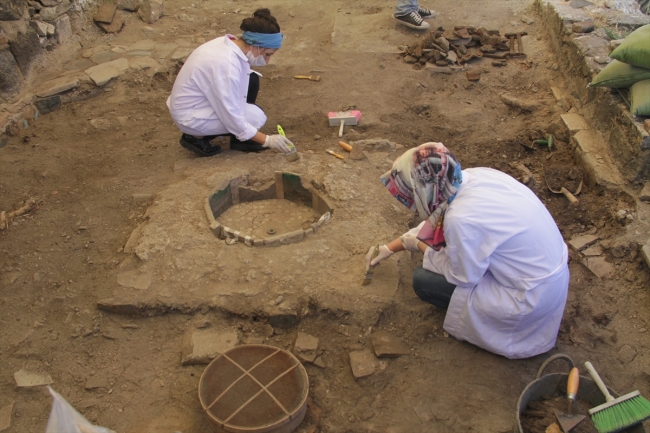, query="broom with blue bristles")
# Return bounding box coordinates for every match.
[584,361,650,433]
